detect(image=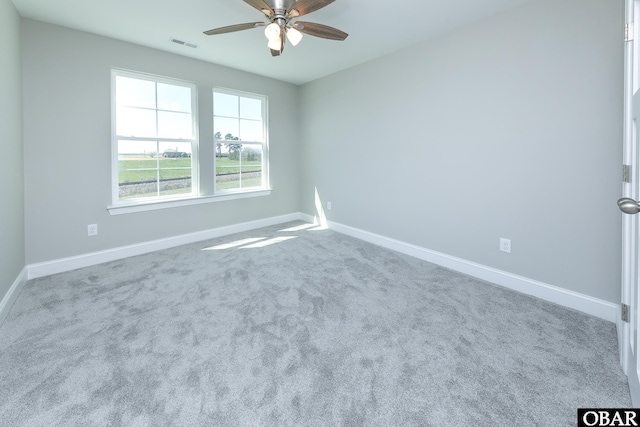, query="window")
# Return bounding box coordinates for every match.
[110,70,270,213]
[112,70,197,202]
[214,89,268,193]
